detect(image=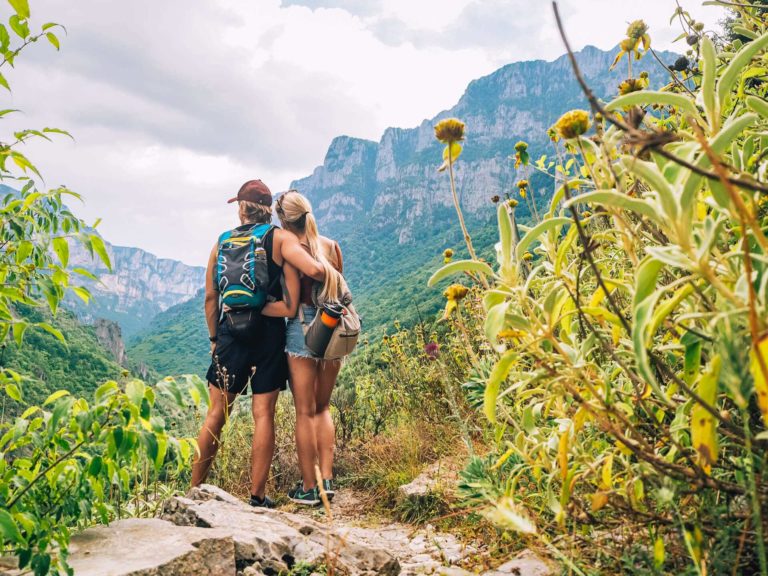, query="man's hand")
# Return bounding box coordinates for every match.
[210,341,216,355]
